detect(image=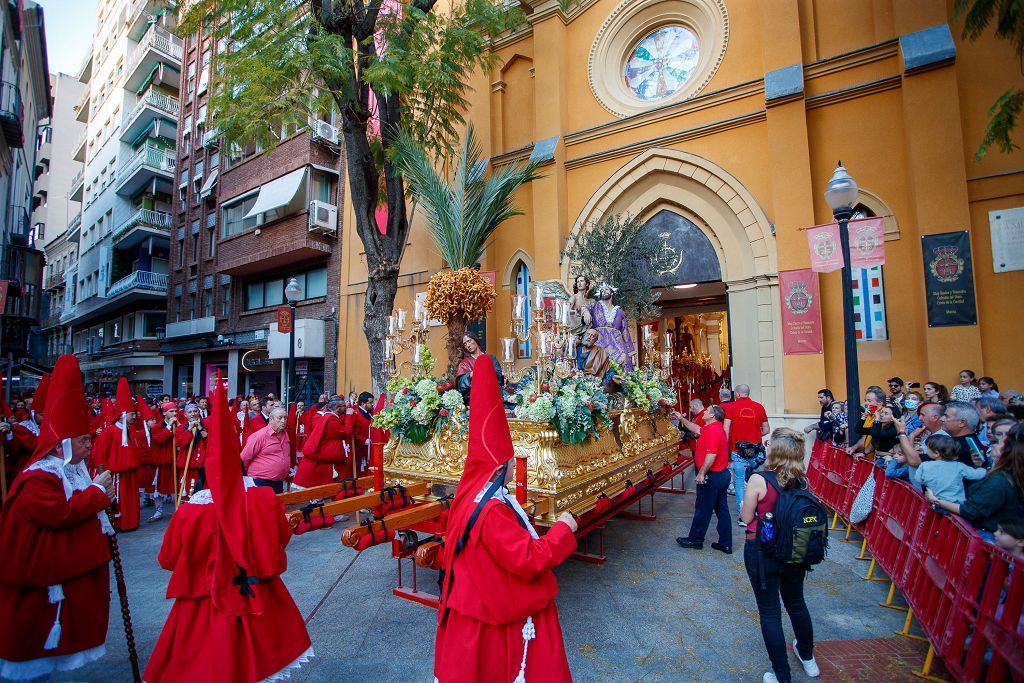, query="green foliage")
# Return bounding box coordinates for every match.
[373,376,466,444]
[953,0,1024,159]
[609,360,674,414]
[179,0,523,165]
[508,375,612,445]
[394,124,543,269]
[562,214,676,320]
